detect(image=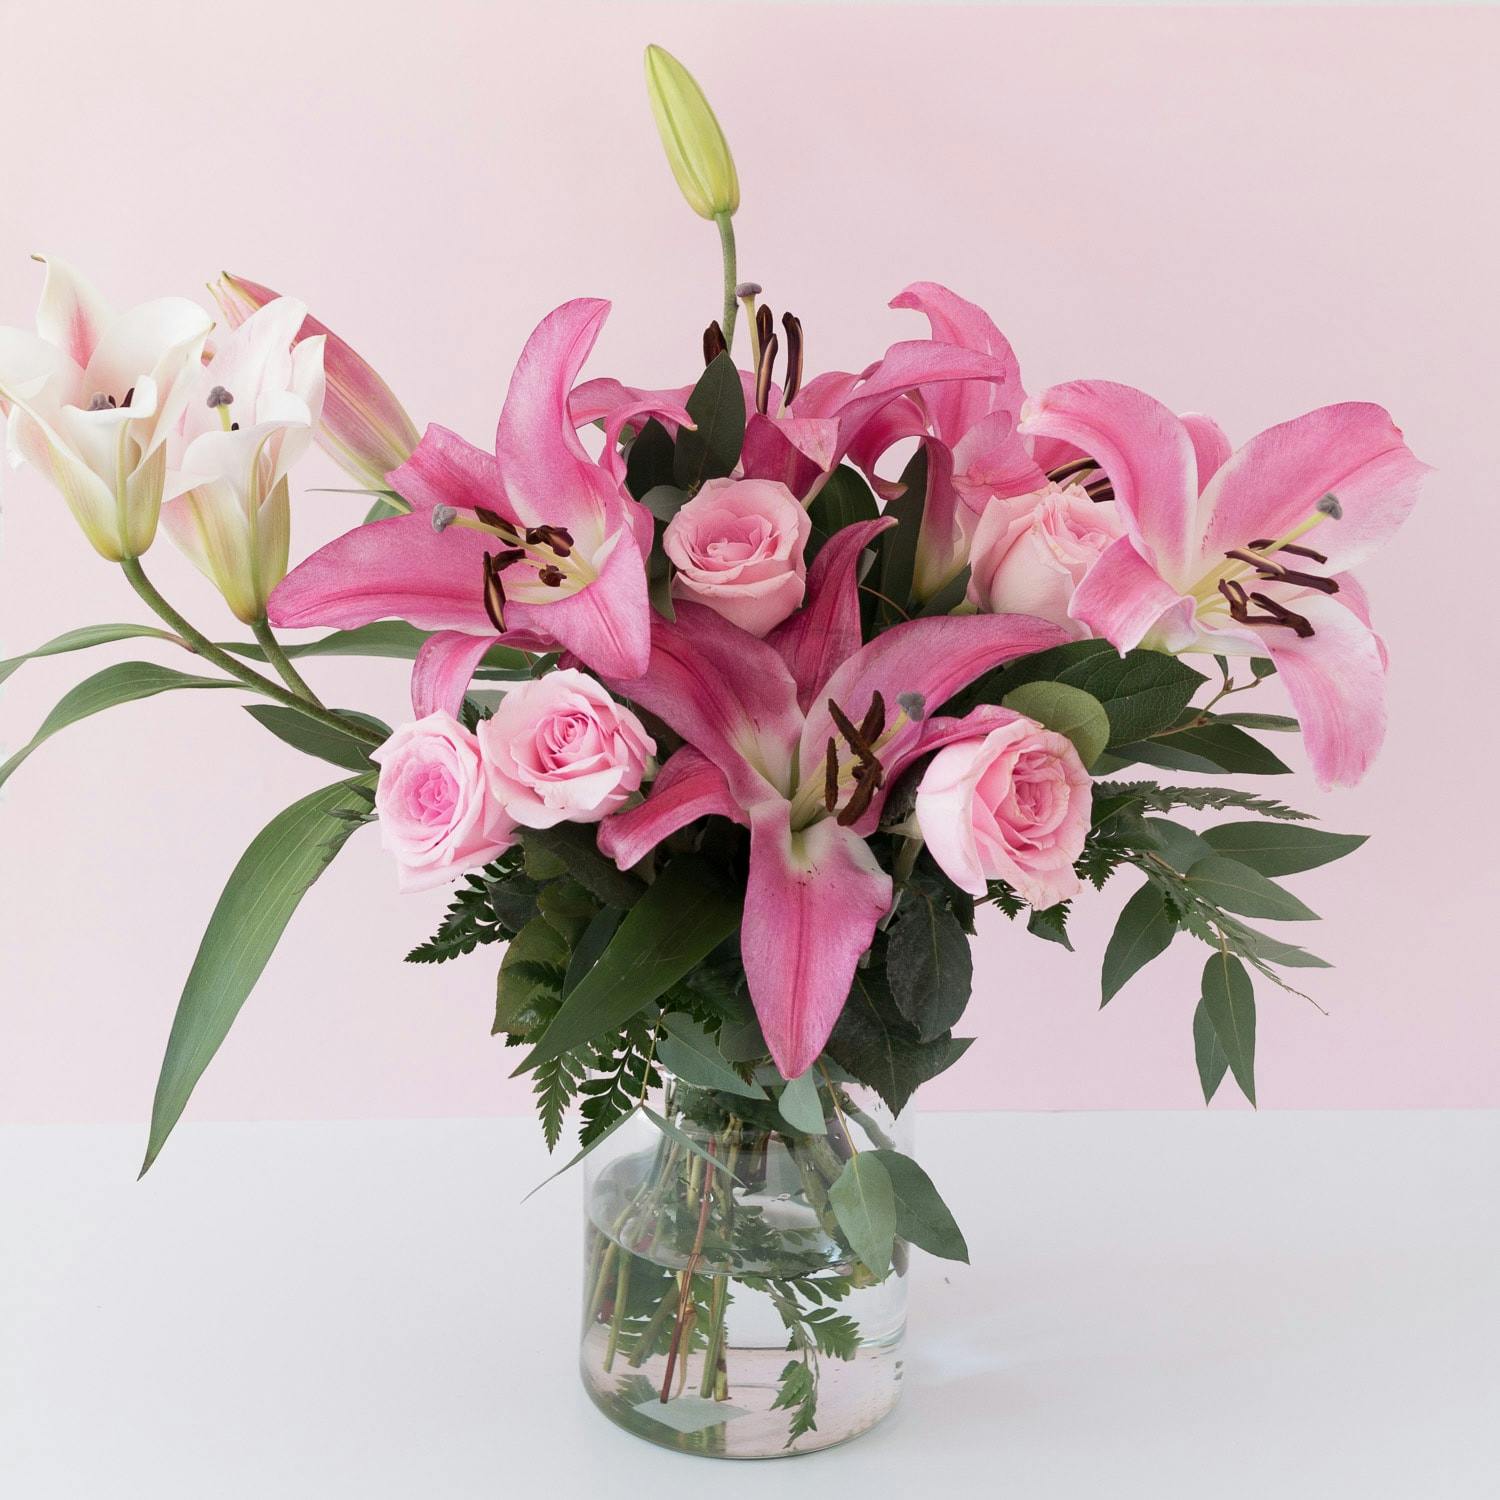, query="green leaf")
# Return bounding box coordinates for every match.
[804,464,879,562]
[673,352,745,490]
[494,915,571,1037]
[1212,712,1299,733]
[624,418,676,499]
[1101,882,1178,1006]
[718,1015,768,1063]
[1228,923,1330,970]
[1096,781,1313,822]
[777,1071,826,1134]
[825,966,970,1116]
[1143,817,1214,872]
[141,778,374,1173]
[1201,822,1367,876]
[563,906,624,995]
[521,856,741,1068]
[976,641,1205,745]
[641,1105,747,1183]
[658,1012,766,1099]
[362,493,406,524]
[518,824,646,909]
[244,705,389,770]
[639,483,690,524]
[0,661,234,792]
[1185,855,1318,921]
[869,1149,969,1263]
[1026,901,1073,949]
[1119,716,1292,776]
[0,623,180,686]
[872,448,927,624]
[522,1106,641,1201]
[1192,997,1230,1103]
[886,891,973,1041]
[538,880,598,946]
[1200,951,1256,1105]
[1002,681,1110,768]
[828,1153,897,1279]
